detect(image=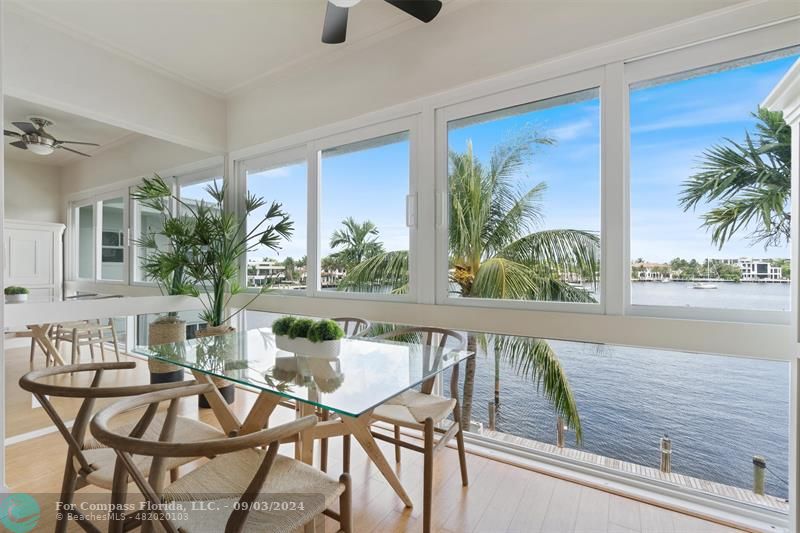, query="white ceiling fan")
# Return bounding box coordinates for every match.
[4,116,100,157]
